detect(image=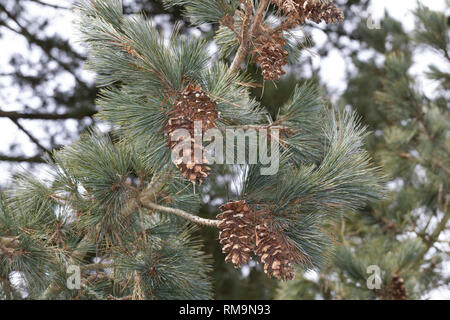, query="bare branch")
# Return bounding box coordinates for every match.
[0,154,45,163]
[0,109,96,120]
[27,0,70,10]
[9,118,50,153]
[230,0,270,74]
[141,202,220,228]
